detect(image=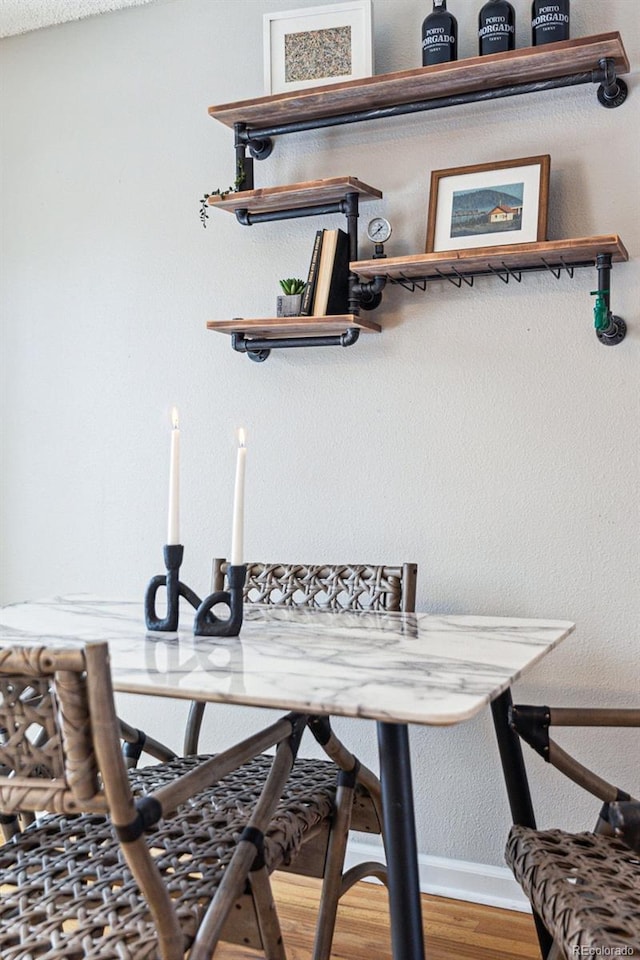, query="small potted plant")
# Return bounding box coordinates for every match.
[276,278,306,317]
